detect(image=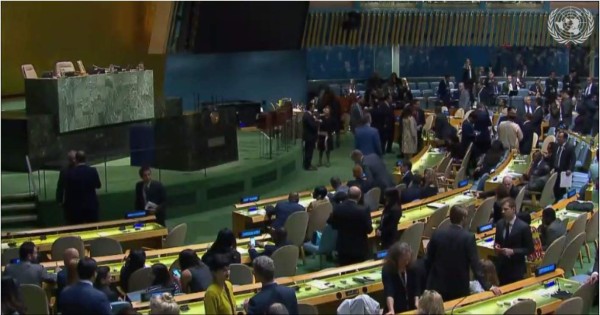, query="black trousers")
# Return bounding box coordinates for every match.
[303,140,315,169]
[554,178,567,203]
[380,128,394,153]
